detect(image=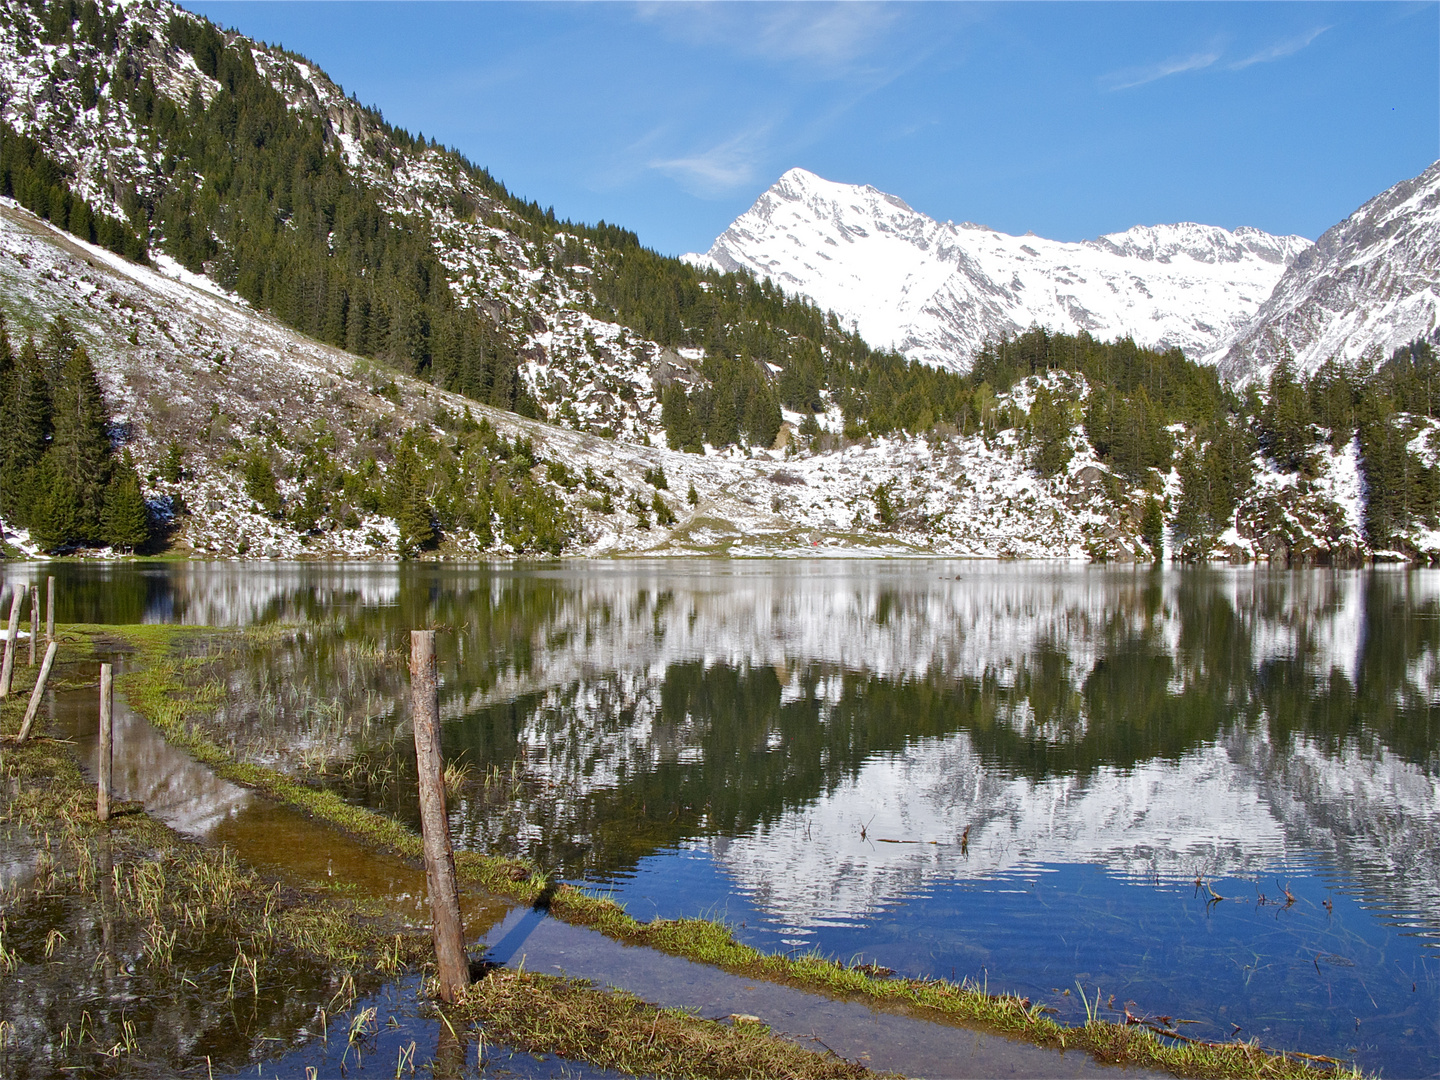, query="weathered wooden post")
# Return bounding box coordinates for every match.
[0,588,21,699]
[16,640,58,743]
[97,663,113,821]
[45,576,55,643]
[411,630,469,1002]
[28,585,38,665]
